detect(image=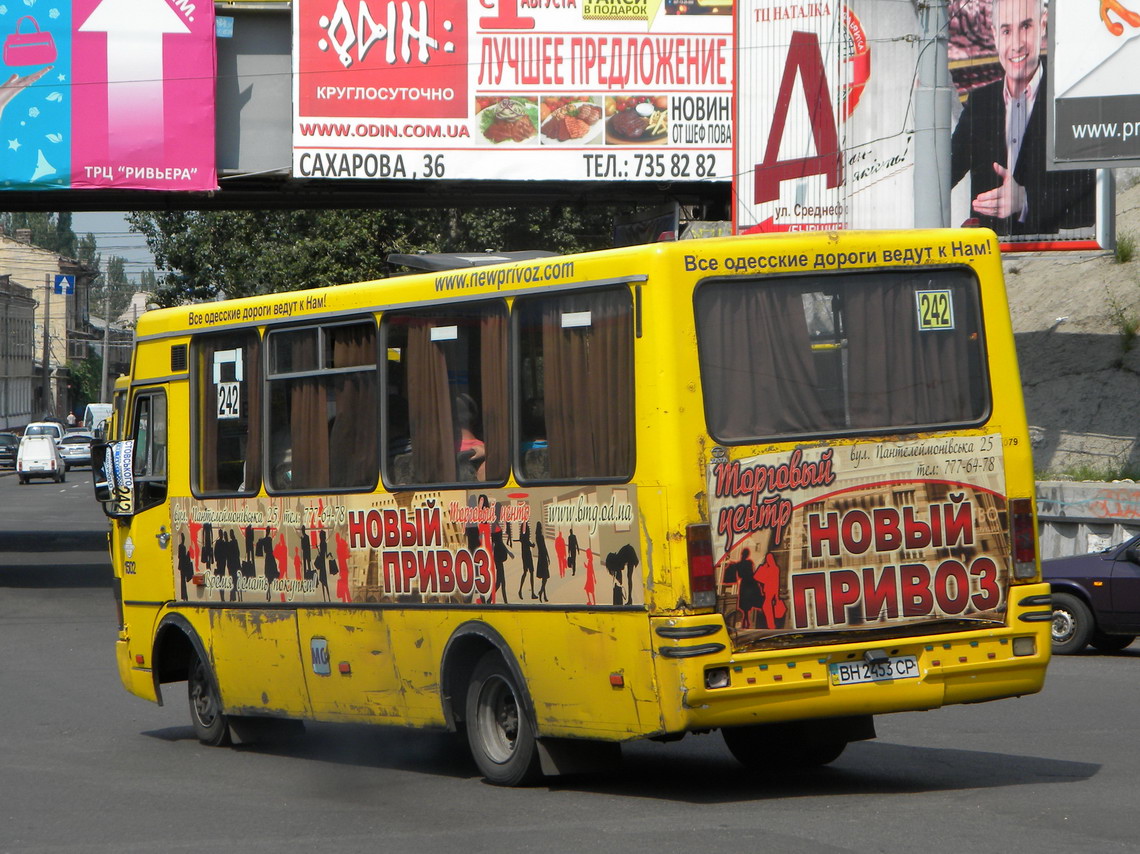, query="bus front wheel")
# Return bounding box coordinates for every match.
[188,652,231,747]
[465,652,542,786]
